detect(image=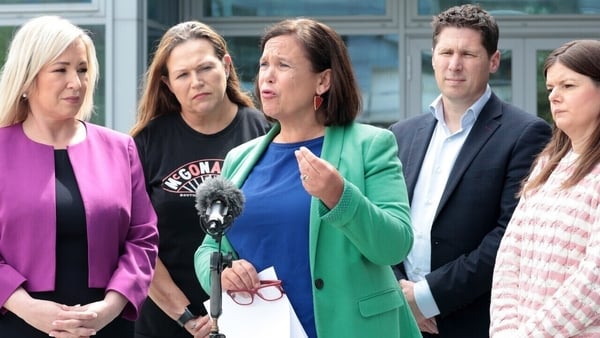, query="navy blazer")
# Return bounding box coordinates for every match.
[389,93,552,337]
